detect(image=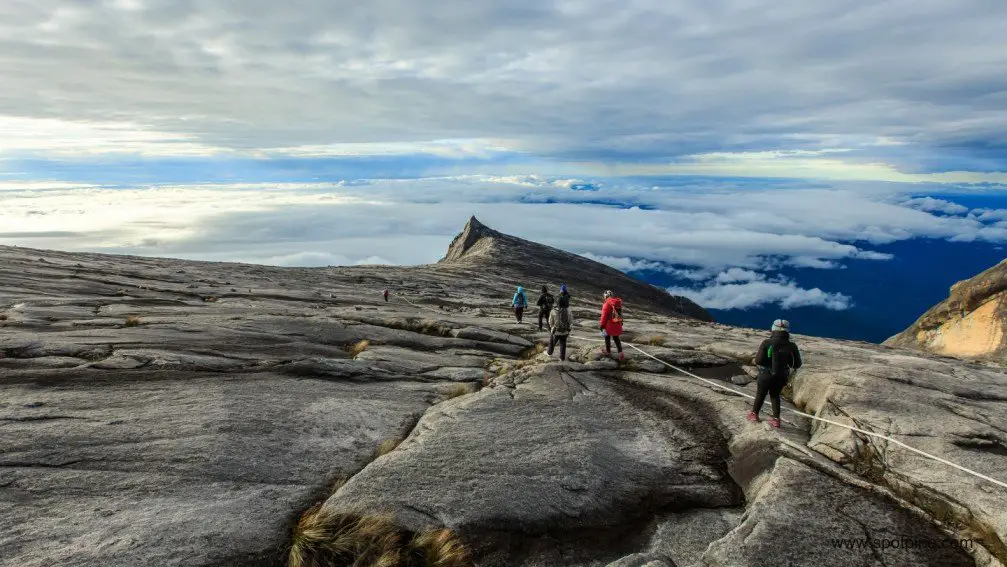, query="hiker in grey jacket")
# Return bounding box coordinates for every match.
[547,292,572,361]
